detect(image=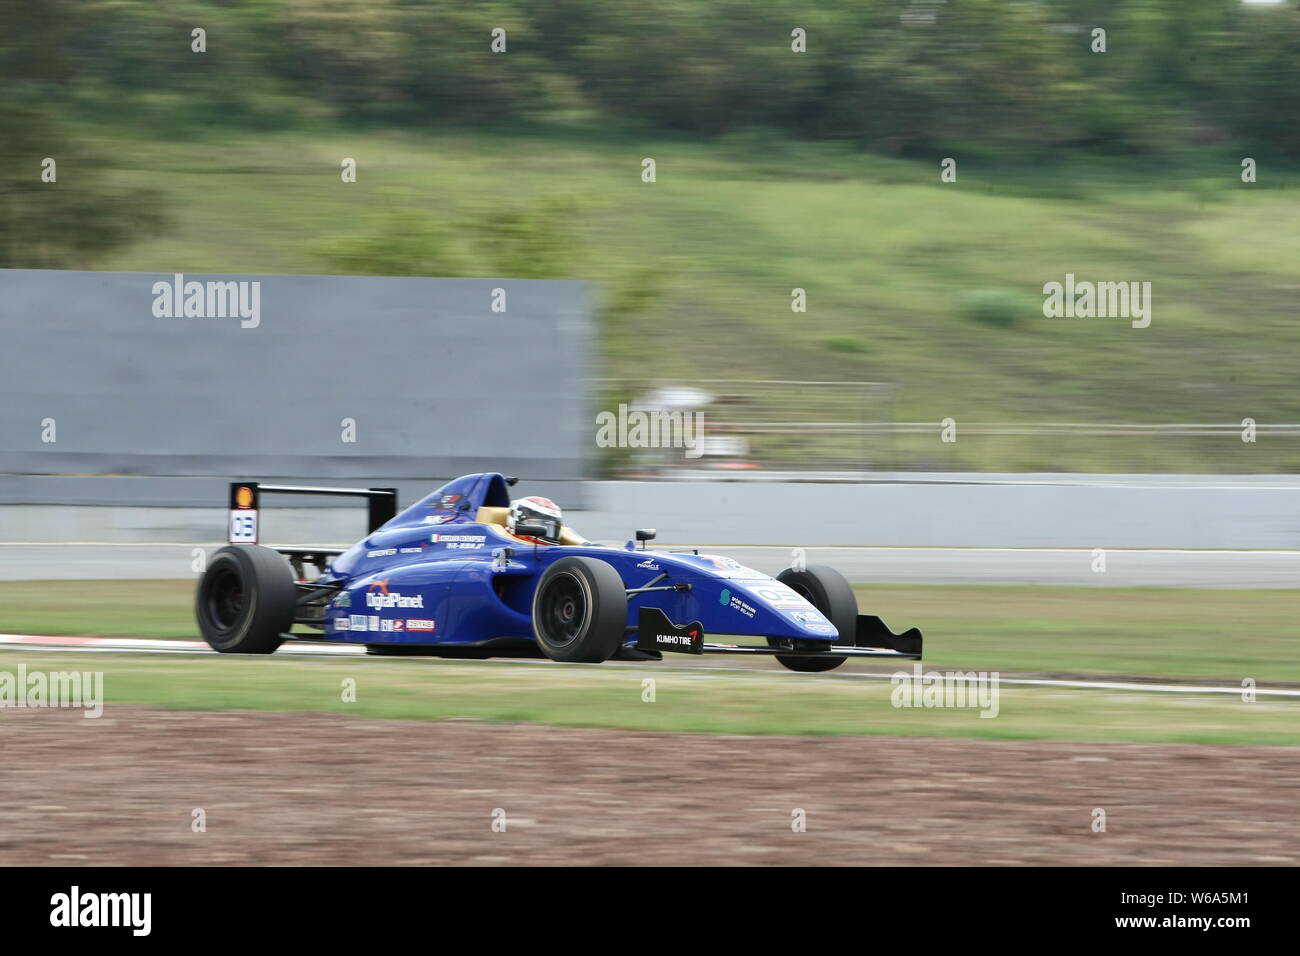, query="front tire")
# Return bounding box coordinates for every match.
[195,545,295,653]
[531,556,627,663]
[767,565,858,672]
